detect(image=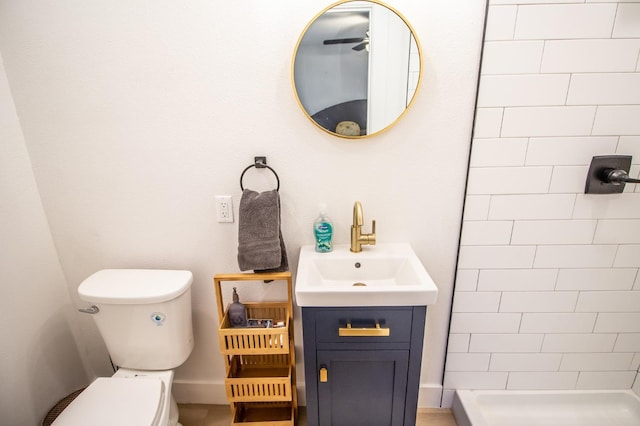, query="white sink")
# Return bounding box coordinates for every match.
[295,243,438,307]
